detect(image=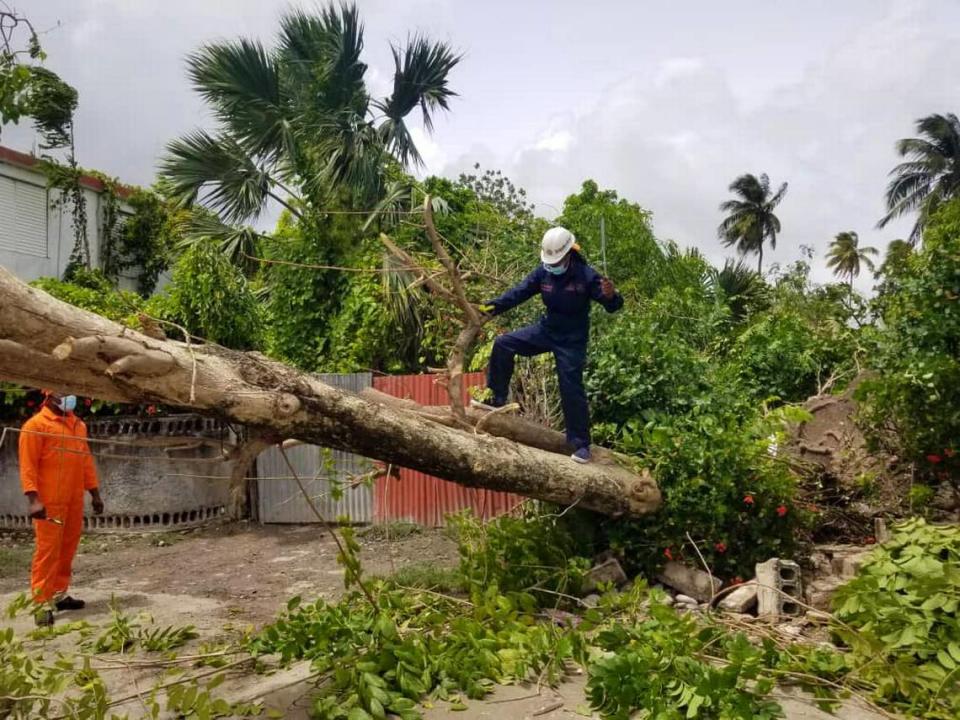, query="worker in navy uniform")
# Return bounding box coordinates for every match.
[477,227,623,464]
